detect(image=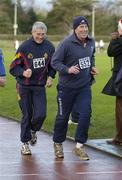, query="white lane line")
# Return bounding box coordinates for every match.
[0,122,18,125]
[0,173,52,177]
[0,162,19,164]
[76,171,122,175]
